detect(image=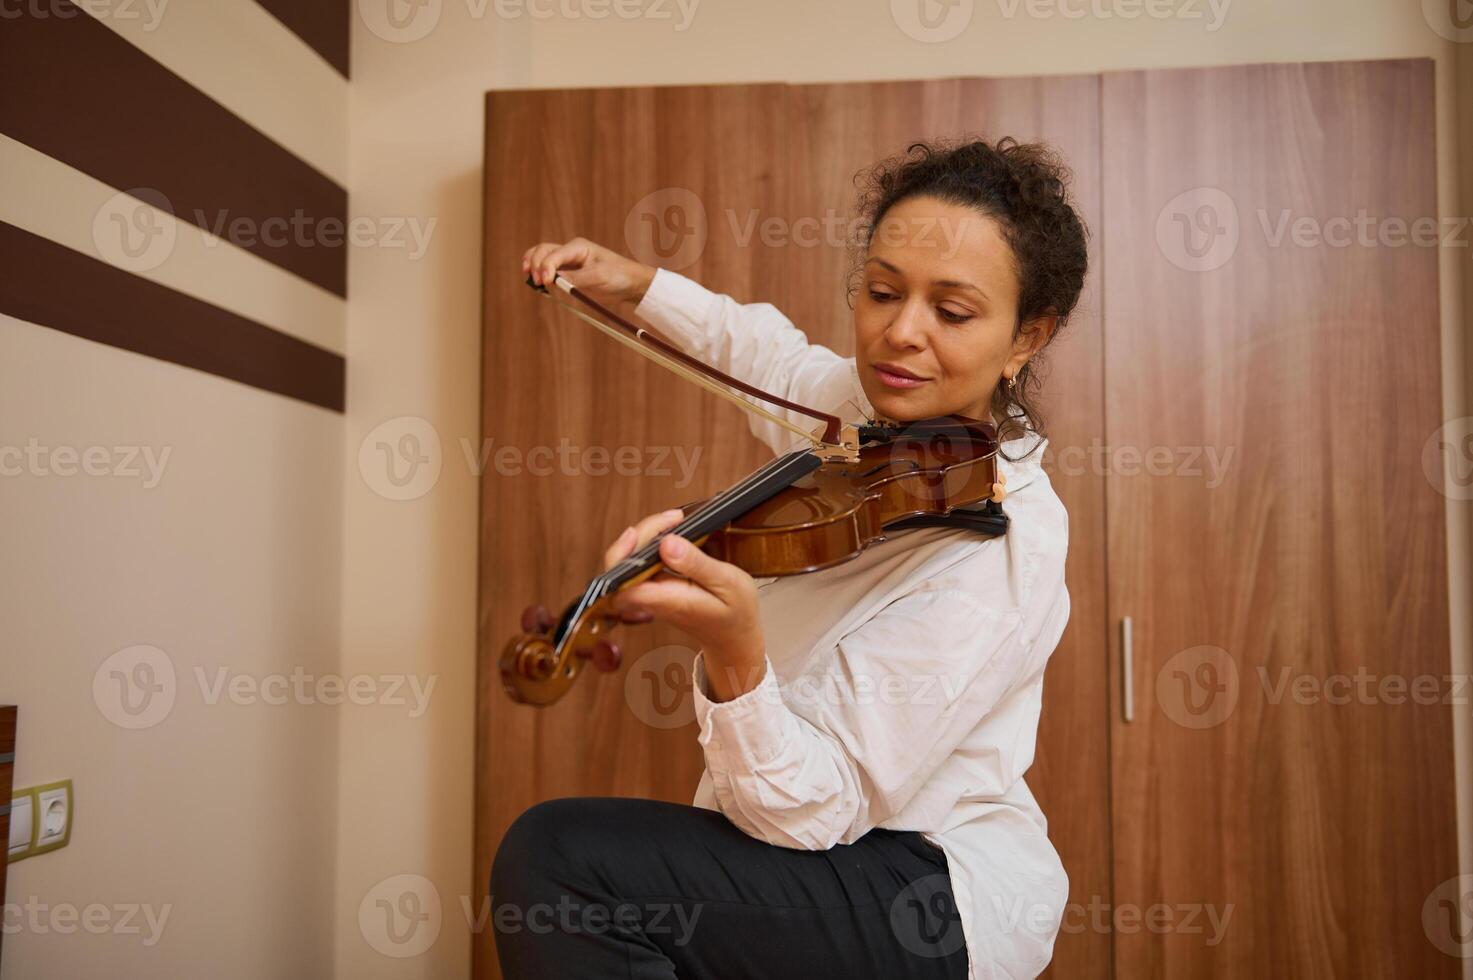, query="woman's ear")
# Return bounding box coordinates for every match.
[1009,313,1059,373]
